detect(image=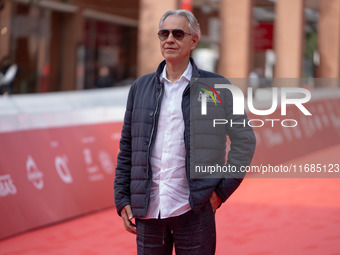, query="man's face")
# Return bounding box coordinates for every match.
[159,15,198,62]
